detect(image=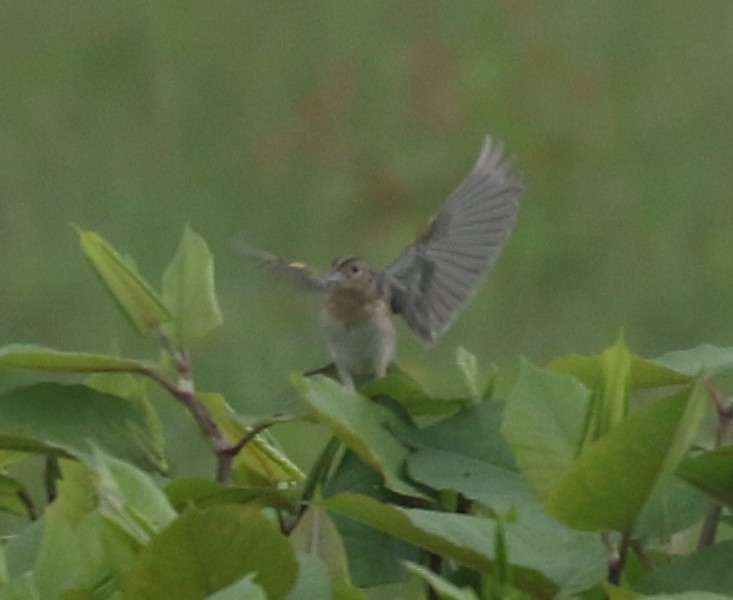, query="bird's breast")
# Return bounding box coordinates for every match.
[319,298,396,375]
